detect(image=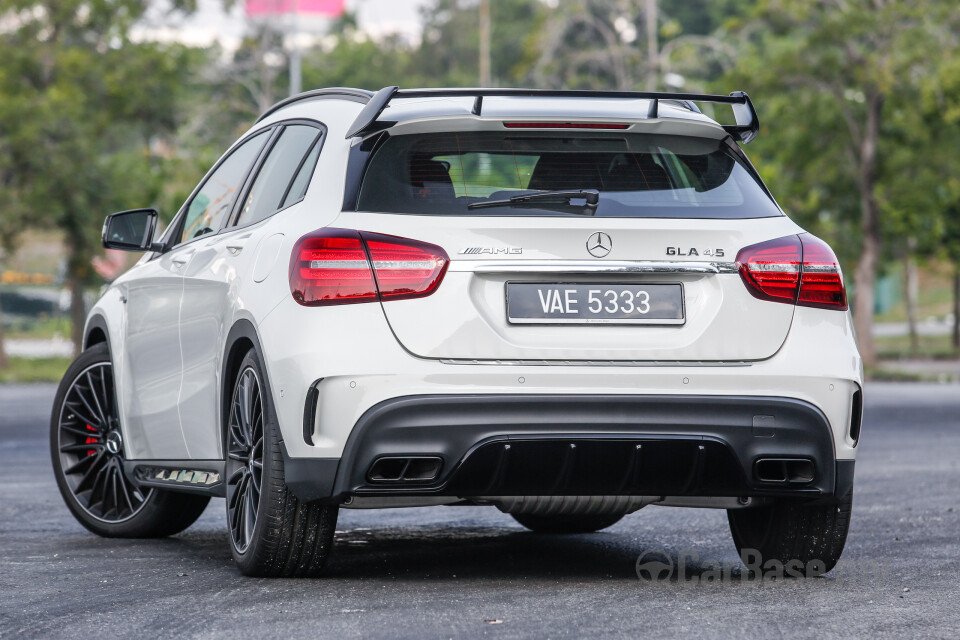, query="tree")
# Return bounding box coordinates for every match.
[0,0,198,355]
[531,0,743,93]
[721,0,956,367]
[922,51,960,353]
[414,0,547,88]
